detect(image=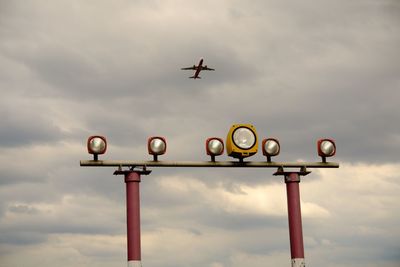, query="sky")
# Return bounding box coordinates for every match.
[0,0,399,266]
